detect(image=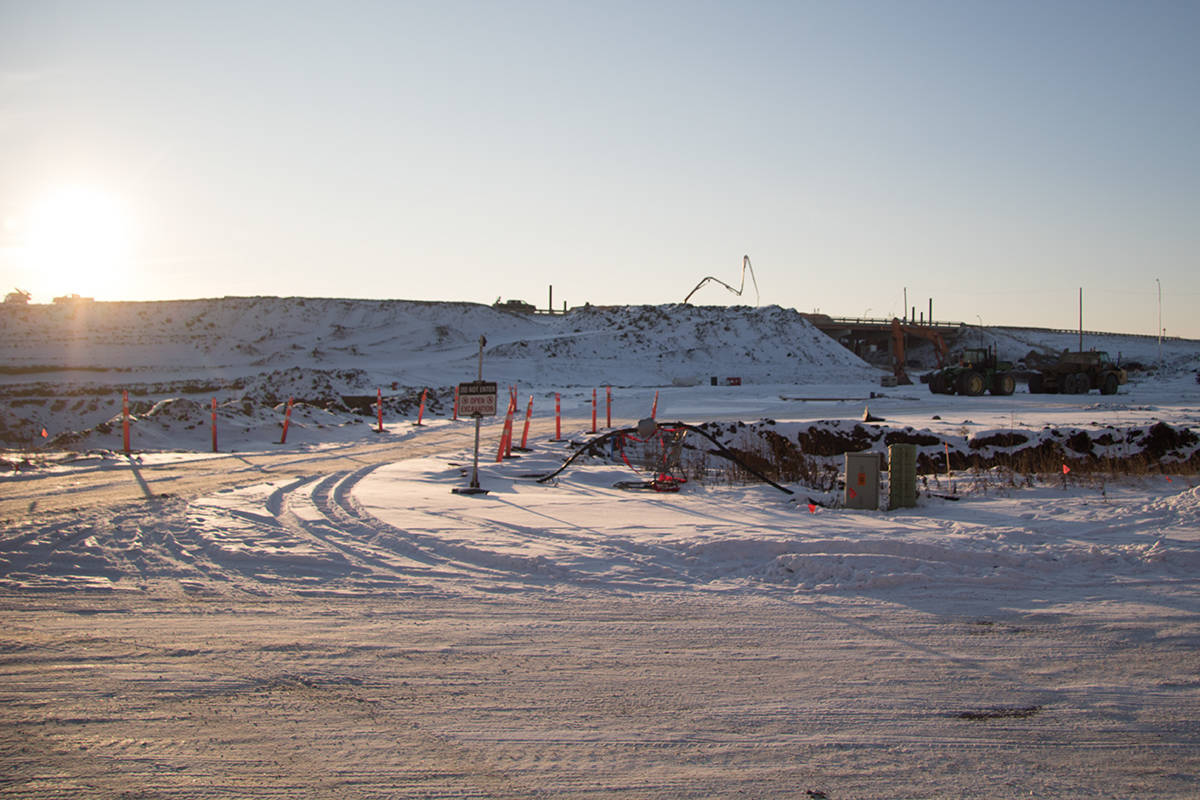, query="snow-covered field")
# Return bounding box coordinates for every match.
[3,298,1200,797]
